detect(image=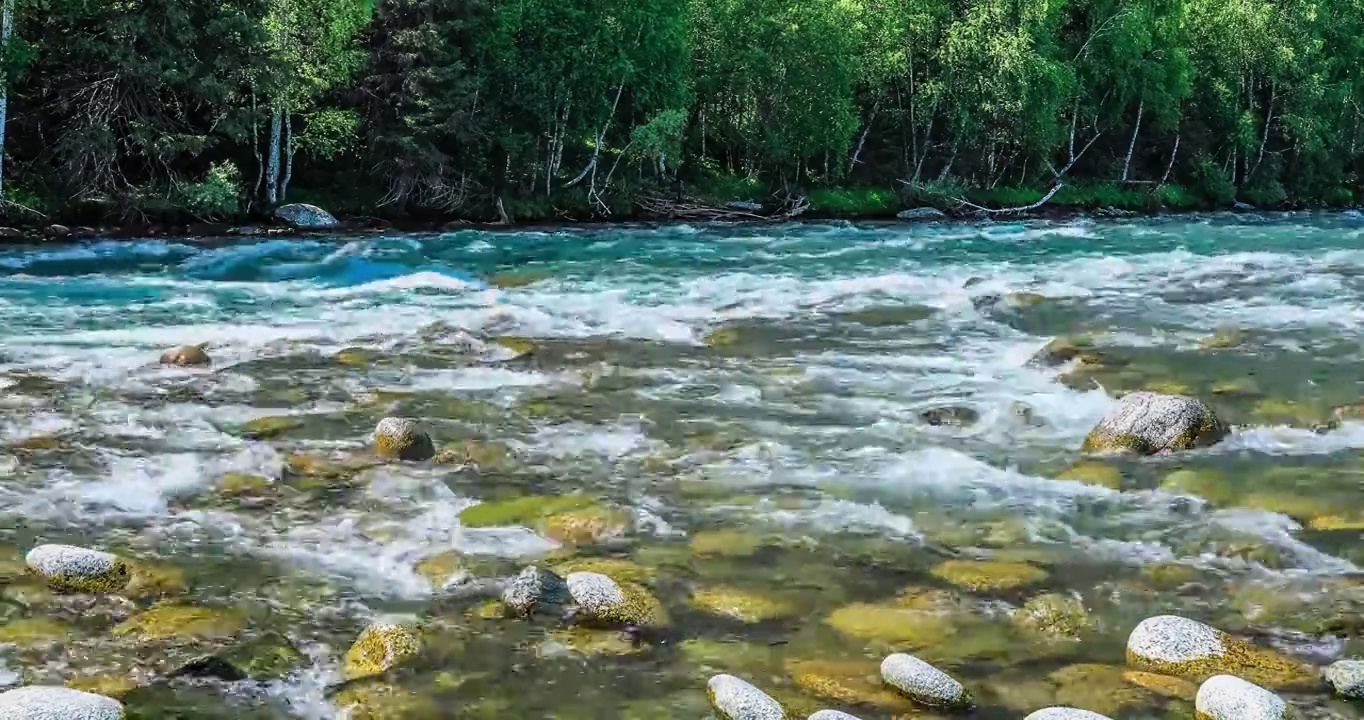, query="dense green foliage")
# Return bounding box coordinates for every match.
[3,0,1364,222]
